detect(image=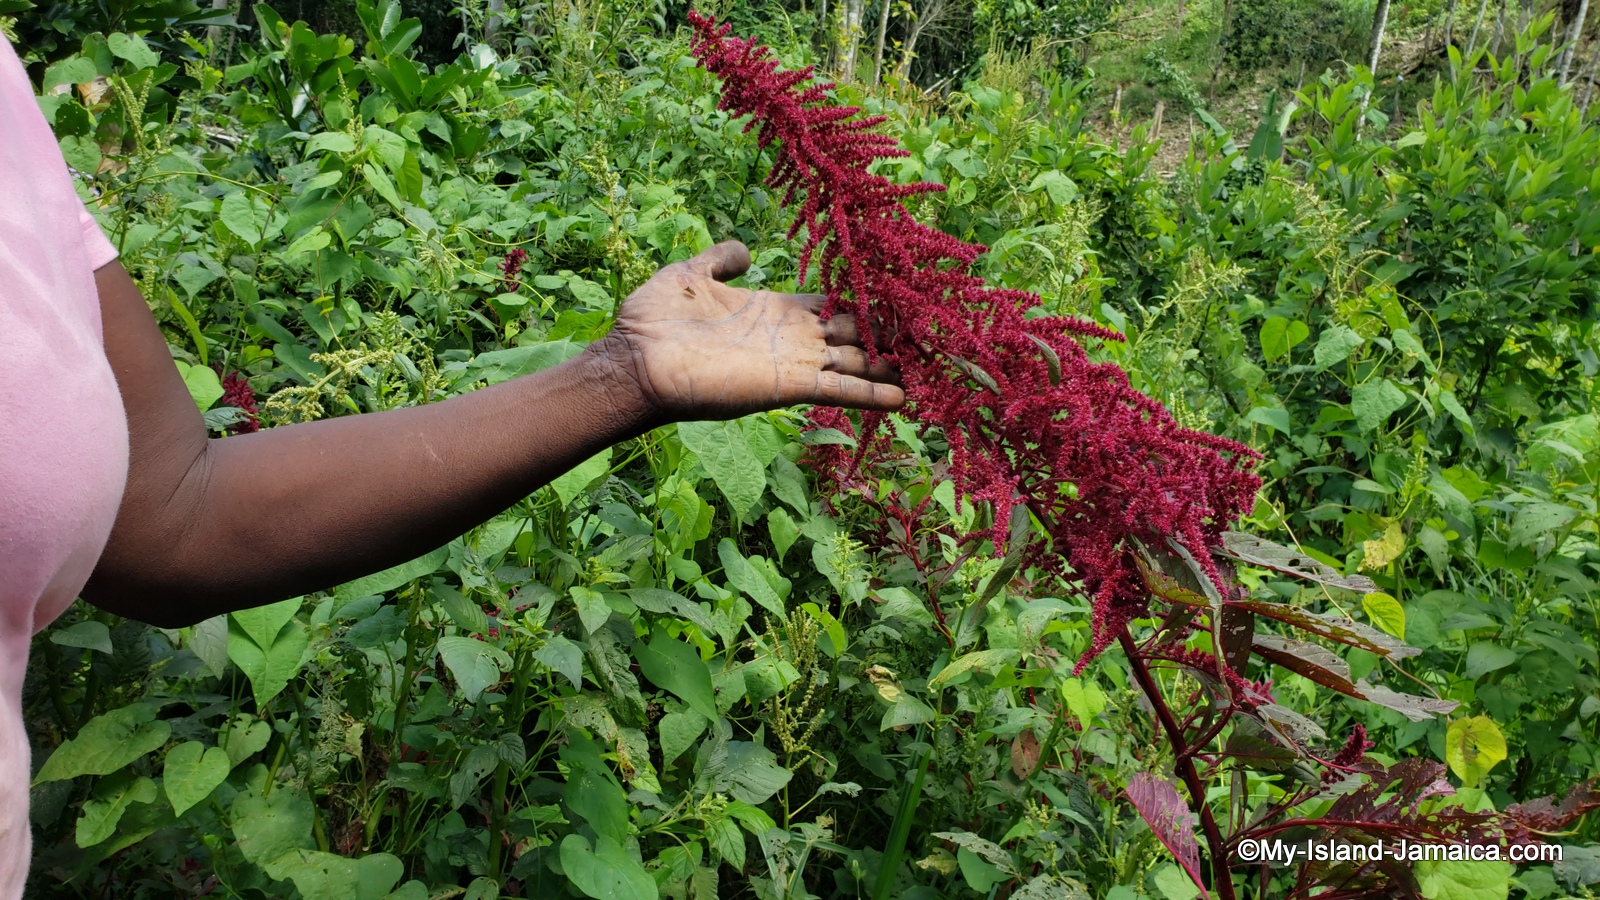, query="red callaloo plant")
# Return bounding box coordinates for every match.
[689,14,1600,899]
[686,11,1260,669]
